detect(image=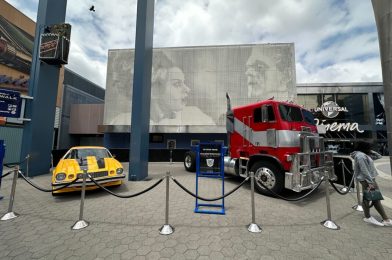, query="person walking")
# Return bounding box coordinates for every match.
[351,141,392,226]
